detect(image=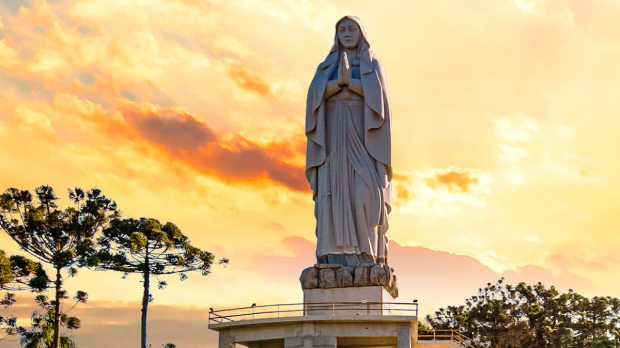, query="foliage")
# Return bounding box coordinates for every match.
[418,321,434,335]
[92,217,227,348]
[426,278,620,348]
[0,186,118,348]
[18,295,81,348]
[1,250,49,292]
[0,250,12,288]
[1,250,49,340]
[94,218,219,278]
